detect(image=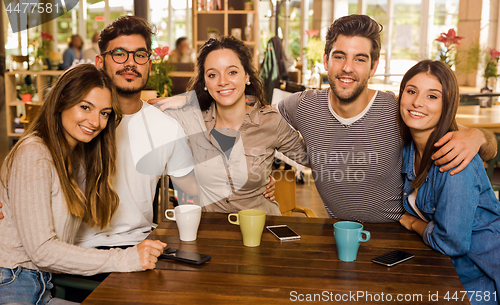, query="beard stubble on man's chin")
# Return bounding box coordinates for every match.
[103,60,150,96]
[328,74,369,105]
